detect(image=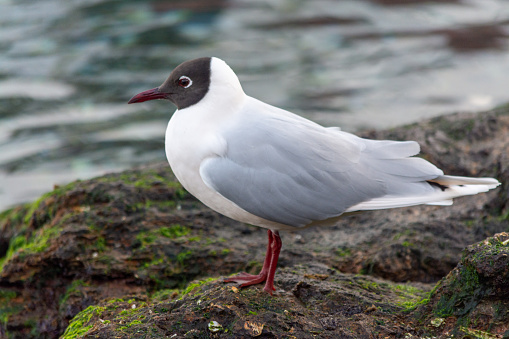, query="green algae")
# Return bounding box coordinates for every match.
[158,224,190,238]
[151,289,179,302]
[117,319,143,331]
[95,169,188,199]
[59,280,91,307]
[433,265,482,318]
[150,277,219,303]
[180,277,218,297]
[61,305,105,339]
[0,225,61,271]
[23,181,78,224]
[335,247,352,257]
[136,224,191,248]
[458,326,499,339]
[0,289,20,327]
[0,182,79,272]
[176,250,192,265]
[395,285,431,312]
